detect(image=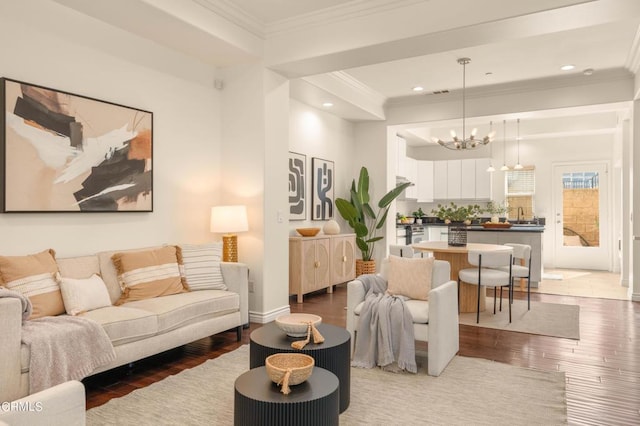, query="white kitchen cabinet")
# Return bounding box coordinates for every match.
[447,159,462,199]
[460,159,476,199]
[404,157,418,199]
[475,158,492,199]
[417,160,434,202]
[433,161,447,200]
[397,136,407,178]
